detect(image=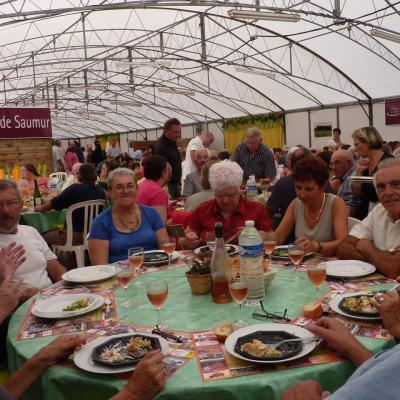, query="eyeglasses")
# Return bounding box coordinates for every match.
[113,184,136,193]
[152,325,183,343]
[0,200,20,209]
[252,301,290,323]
